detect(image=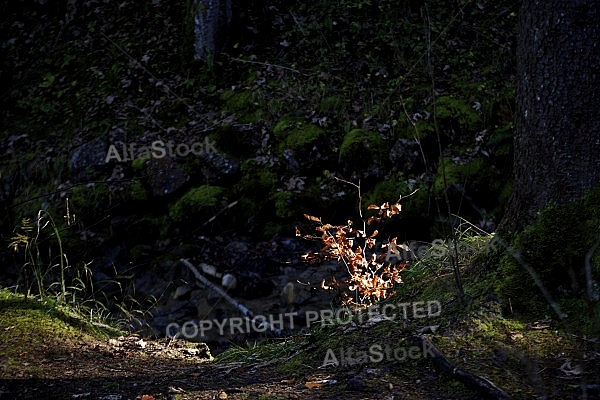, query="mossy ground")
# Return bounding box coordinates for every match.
[494,185,600,326]
[3,224,598,399]
[0,290,116,378]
